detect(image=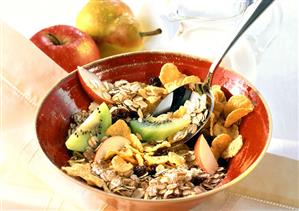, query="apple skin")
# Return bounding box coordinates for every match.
[30,25,100,72]
[78,67,114,104]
